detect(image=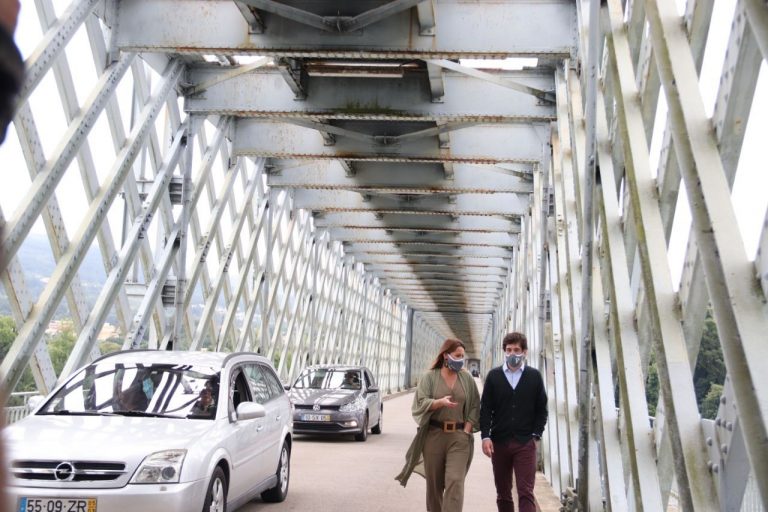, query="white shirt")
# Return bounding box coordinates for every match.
[504,363,525,390]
